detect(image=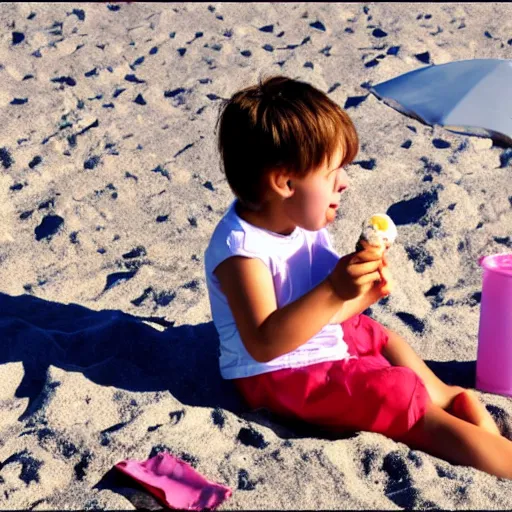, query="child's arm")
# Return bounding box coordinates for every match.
[214,245,384,363]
